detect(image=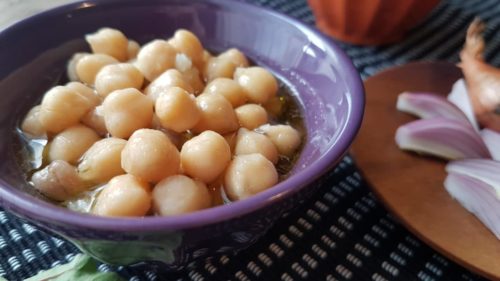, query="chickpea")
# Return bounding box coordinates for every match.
[169,29,204,67]
[234,128,278,164]
[85,27,129,61]
[78,138,127,184]
[205,78,247,107]
[155,87,200,133]
[67,52,88,81]
[102,88,153,139]
[127,40,140,60]
[152,175,211,216]
[203,56,236,82]
[93,174,151,217]
[234,66,278,104]
[48,125,100,164]
[121,129,180,183]
[75,53,118,85]
[81,106,107,136]
[192,92,239,134]
[235,104,268,130]
[219,48,249,67]
[175,53,193,72]
[202,48,248,82]
[224,153,278,201]
[181,67,205,95]
[66,82,101,107]
[180,130,231,183]
[39,86,94,133]
[21,105,46,137]
[259,124,301,156]
[144,69,193,102]
[135,39,177,81]
[94,63,144,98]
[31,160,85,201]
